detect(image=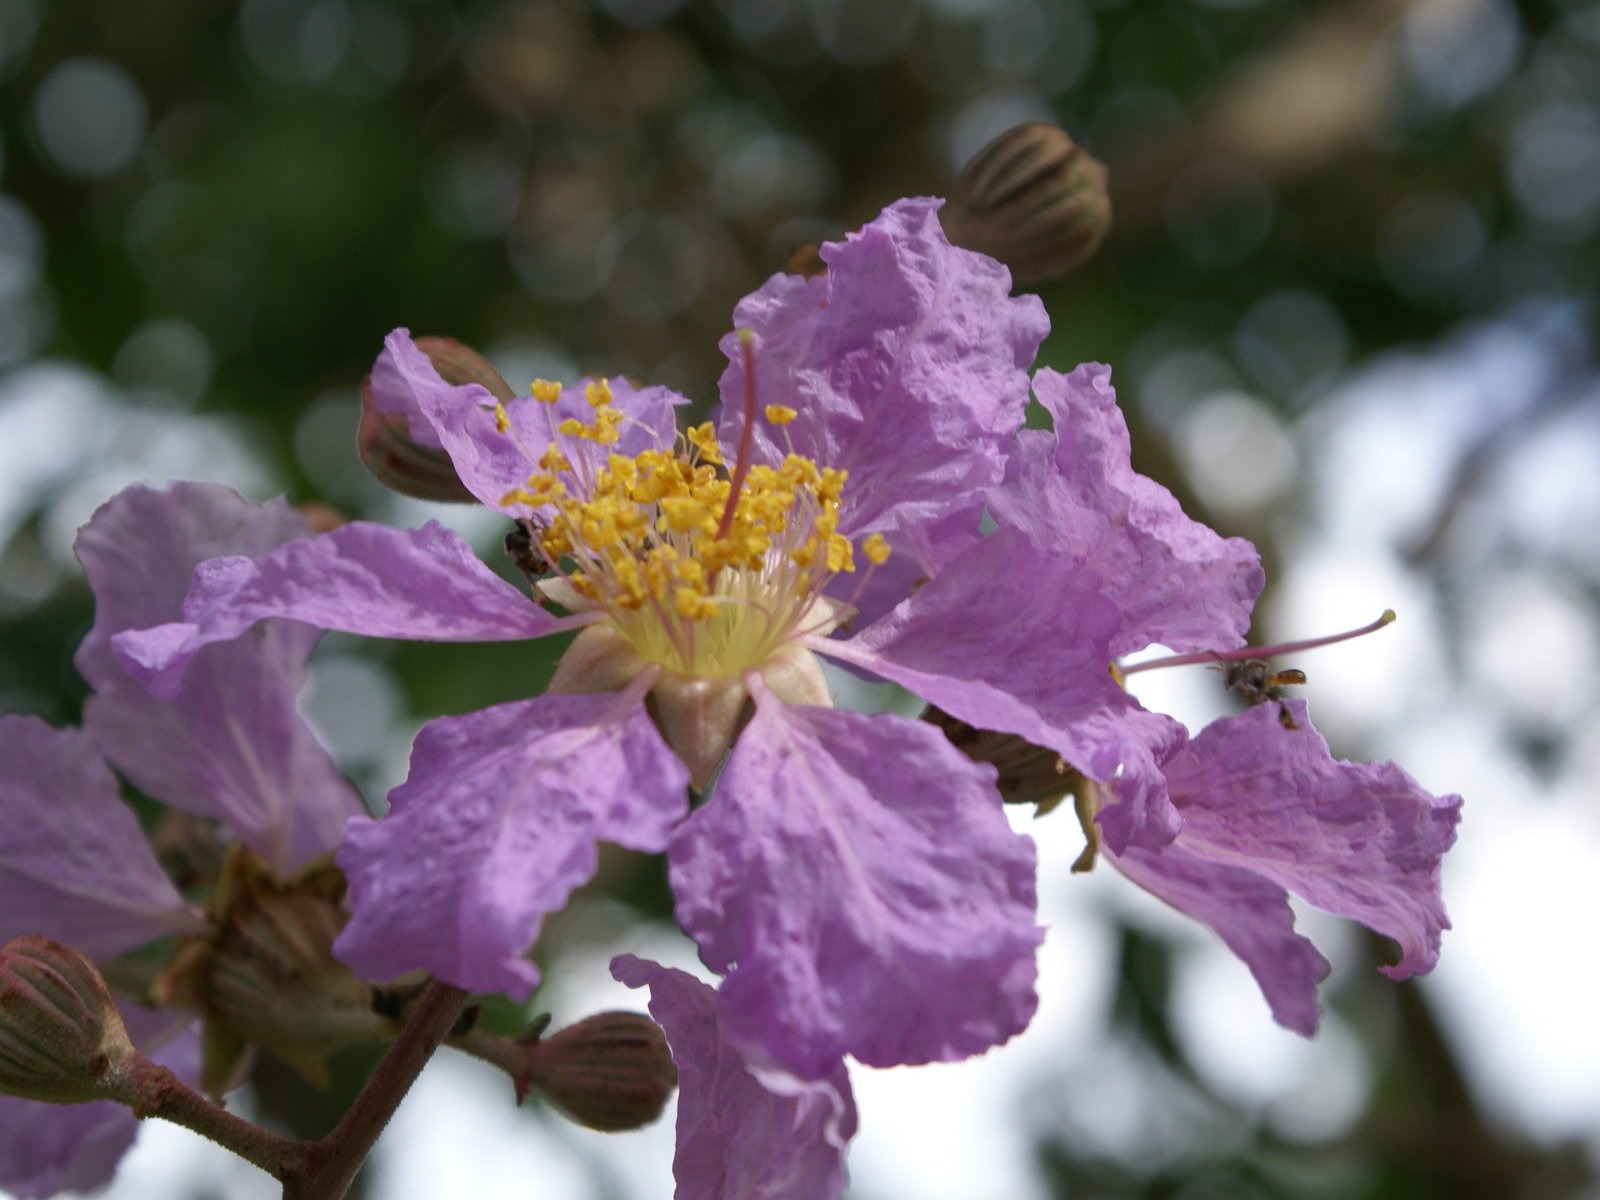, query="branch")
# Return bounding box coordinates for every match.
[283,979,473,1200]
